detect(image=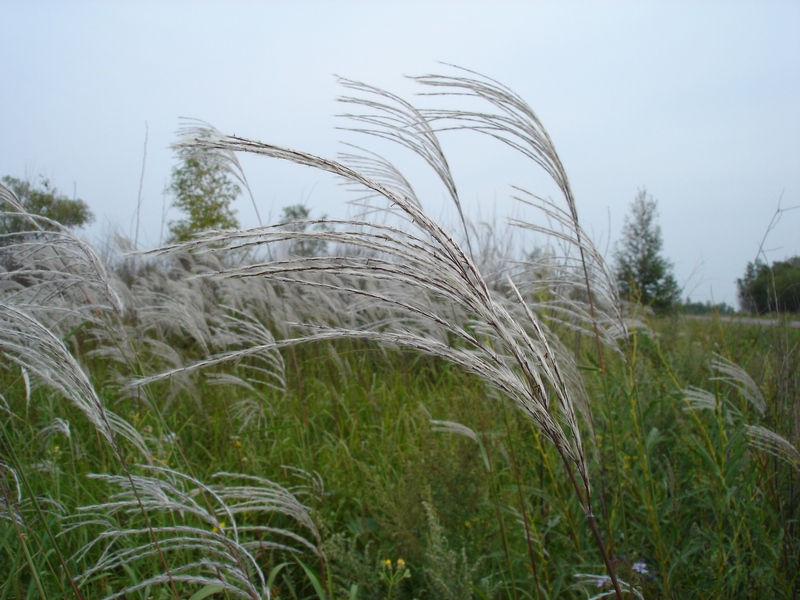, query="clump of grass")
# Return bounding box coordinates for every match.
[67,467,323,599]
[2,68,796,599]
[0,181,325,599]
[156,66,629,596]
